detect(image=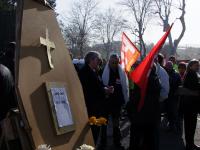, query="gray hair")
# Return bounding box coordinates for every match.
[109,53,120,60]
[84,51,101,64]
